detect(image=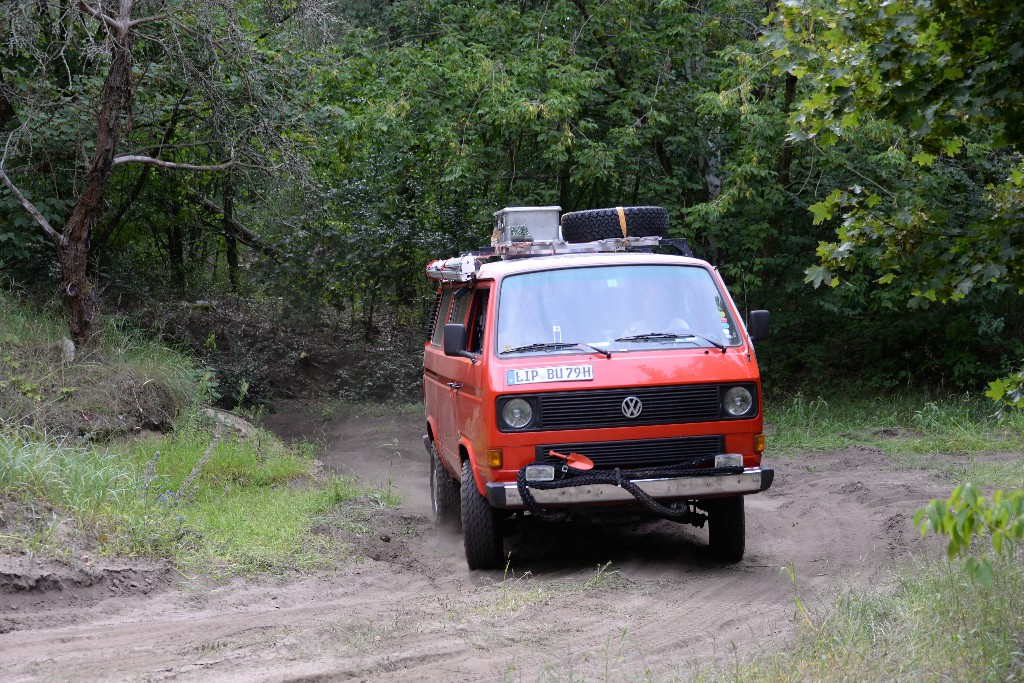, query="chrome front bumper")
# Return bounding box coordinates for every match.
[485,467,773,510]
